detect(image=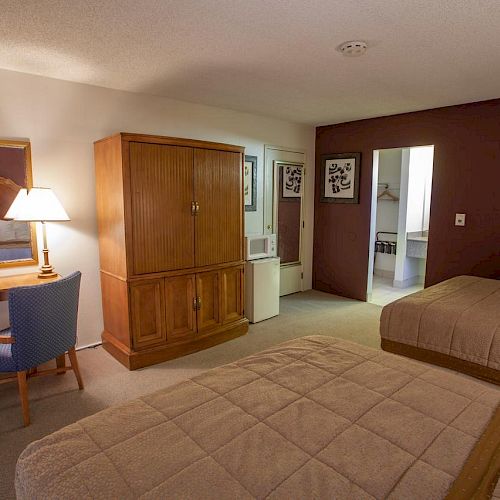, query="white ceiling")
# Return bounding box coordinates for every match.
[1,0,500,125]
